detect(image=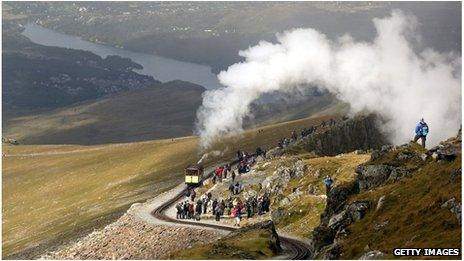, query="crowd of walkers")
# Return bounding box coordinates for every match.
[175,188,271,227]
